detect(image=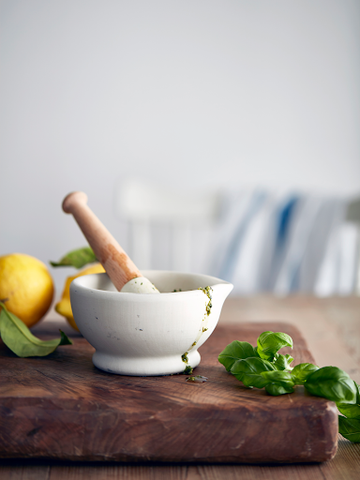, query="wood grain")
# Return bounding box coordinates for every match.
[1,450,360,480]
[0,321,337,464]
